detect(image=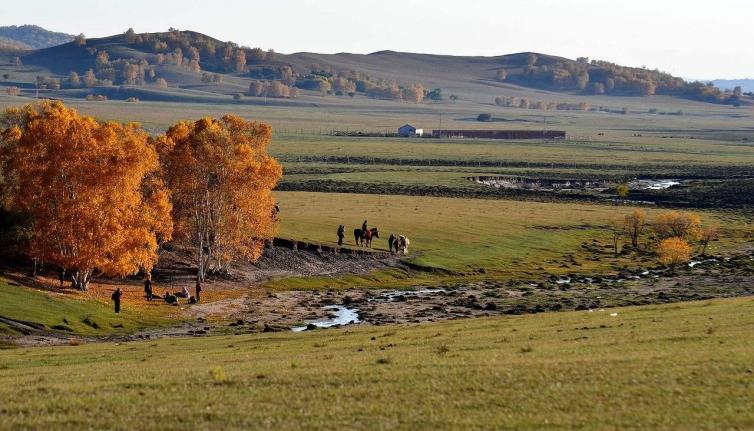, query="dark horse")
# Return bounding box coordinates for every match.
[354,227,379,247]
